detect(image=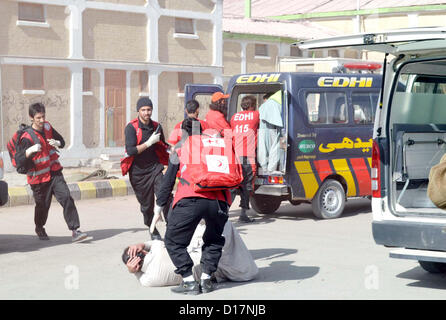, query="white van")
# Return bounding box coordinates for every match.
[300,27,446,273]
